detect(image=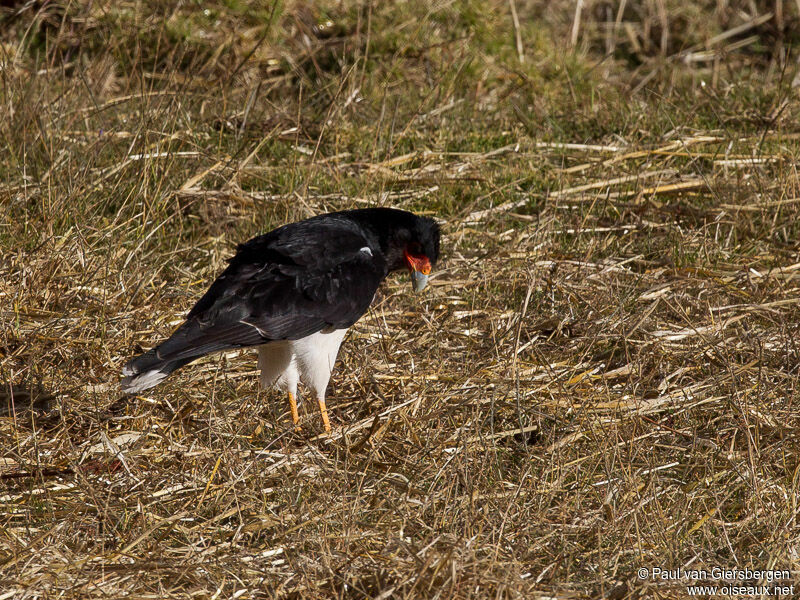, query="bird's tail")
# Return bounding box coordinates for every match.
[120,317,258,394]
[120,321,206,394]
[120,351,195,394]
